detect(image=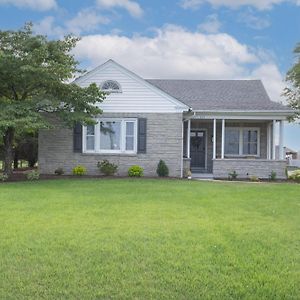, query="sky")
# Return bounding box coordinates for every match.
[0,0,299,150]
